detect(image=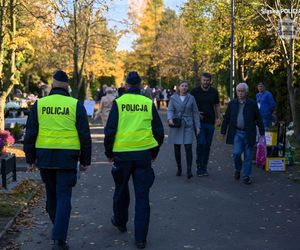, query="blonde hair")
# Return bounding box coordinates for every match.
[176,80,188,93]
